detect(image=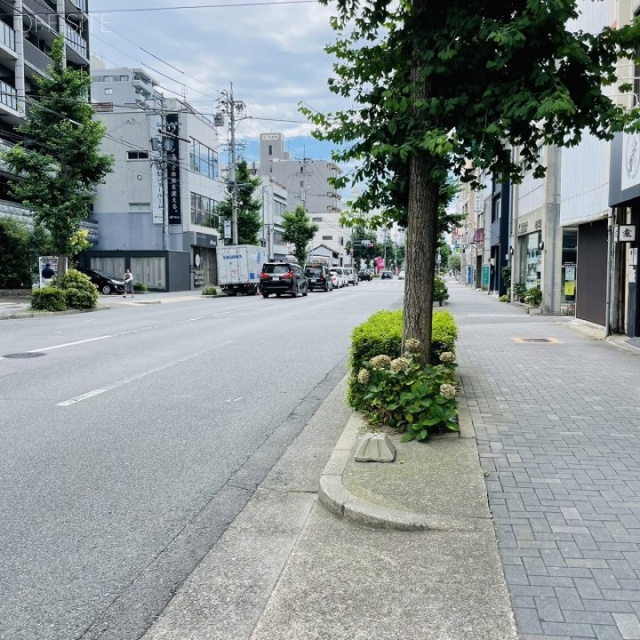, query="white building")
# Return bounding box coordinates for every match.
[89,73,226,291]
[255,132,349,264]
